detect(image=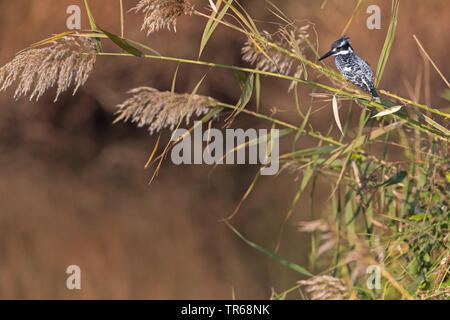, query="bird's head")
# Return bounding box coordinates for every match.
[319,36,353,61]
